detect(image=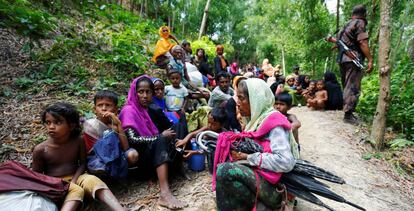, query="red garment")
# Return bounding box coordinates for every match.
[83,133,97,153]
[212,112,291,190]
[0,161,69,203]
